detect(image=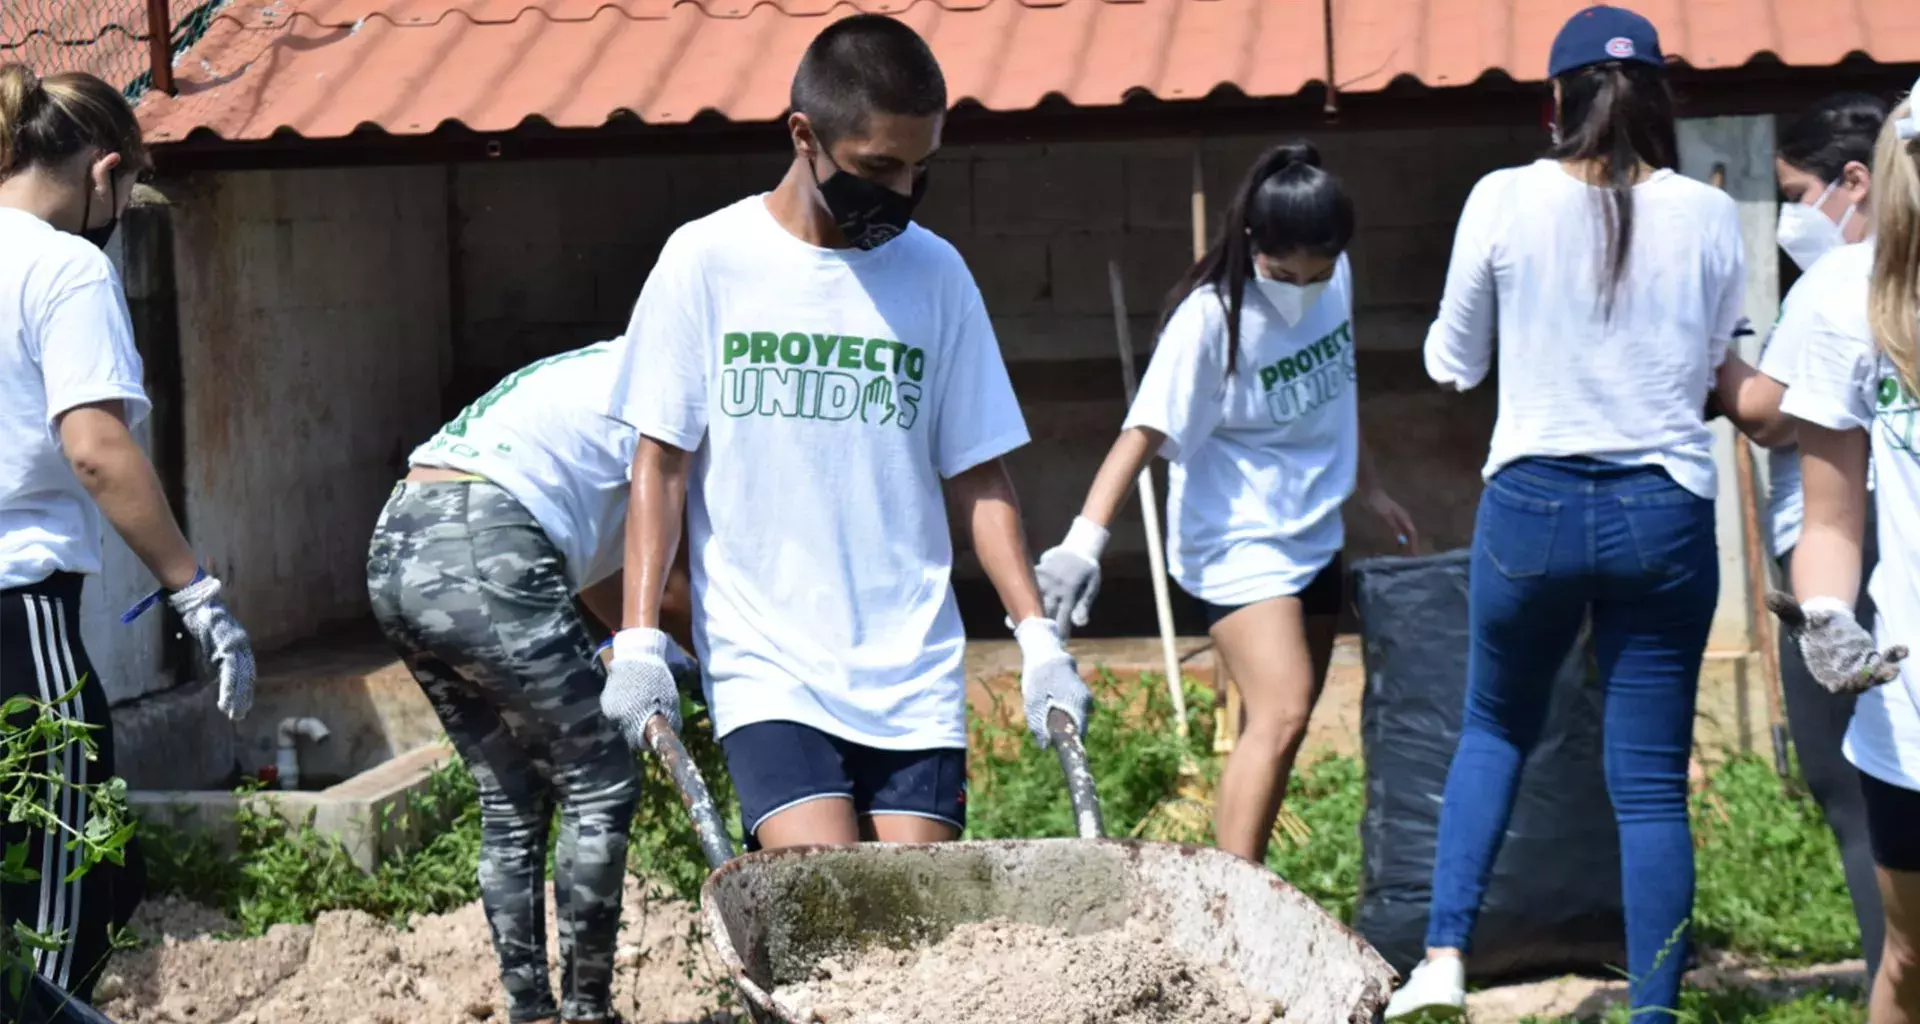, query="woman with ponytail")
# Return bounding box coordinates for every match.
[1032,140,1417,866]
[0,64,255,1014]
[1386,6,1754,1018]
[1771,78,1920,1022]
